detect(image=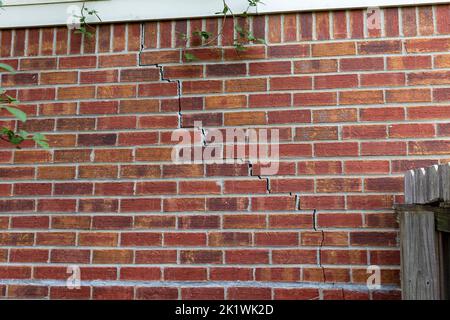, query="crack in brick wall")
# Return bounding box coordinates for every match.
[3,4,450,300]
